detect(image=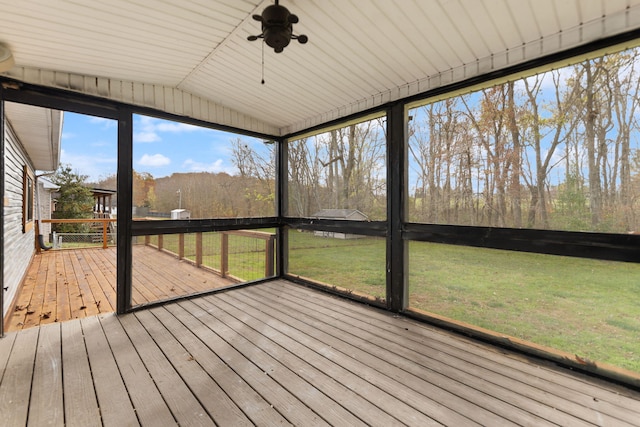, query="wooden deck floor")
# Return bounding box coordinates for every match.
[6,246,234,332]
[1,279,638,426]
